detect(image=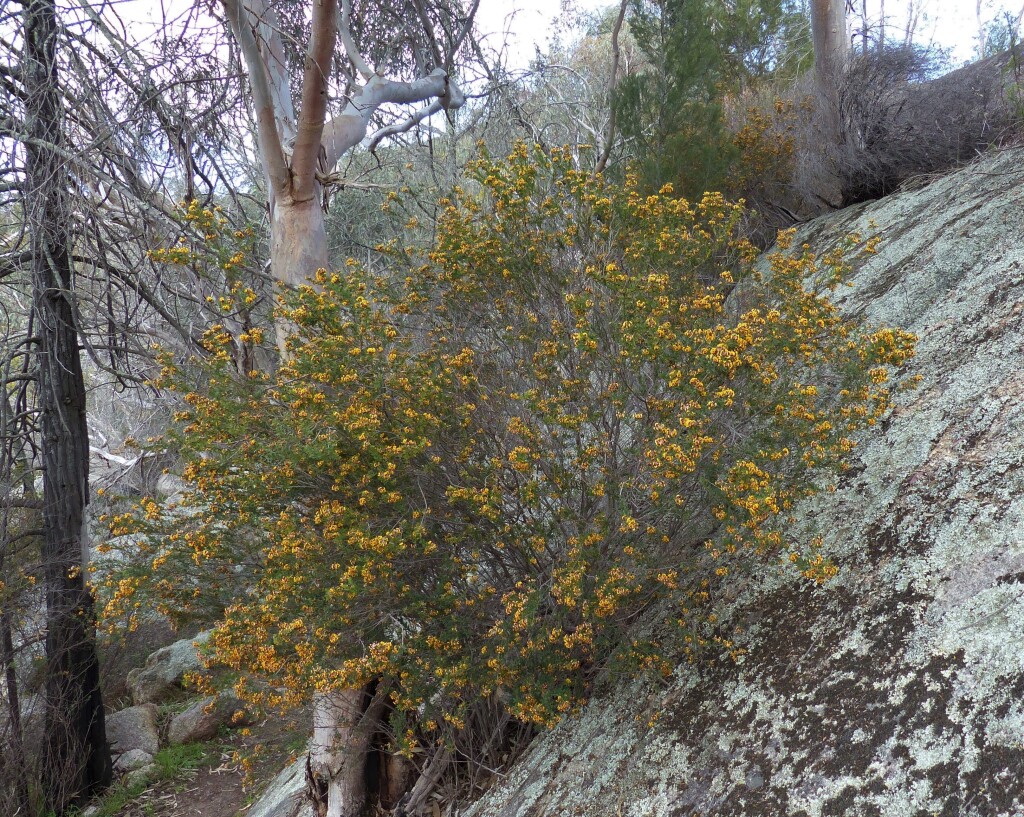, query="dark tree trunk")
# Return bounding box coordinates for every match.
[23,1,112,813]
[1,605,31,815]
